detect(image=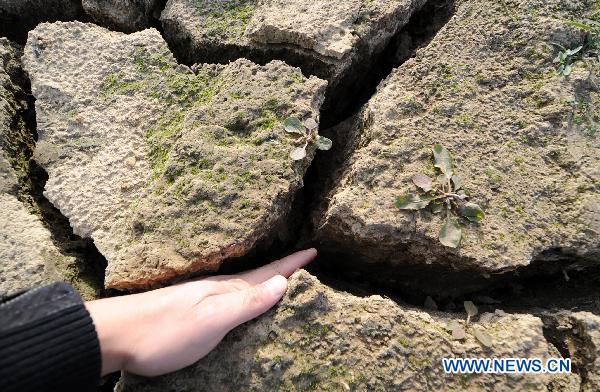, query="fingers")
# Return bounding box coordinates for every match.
[201,248,317,290]
[237,248,317,286]
[212,275,289,330]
